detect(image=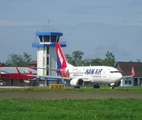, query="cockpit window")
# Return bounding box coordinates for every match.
[110,71,121,73]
